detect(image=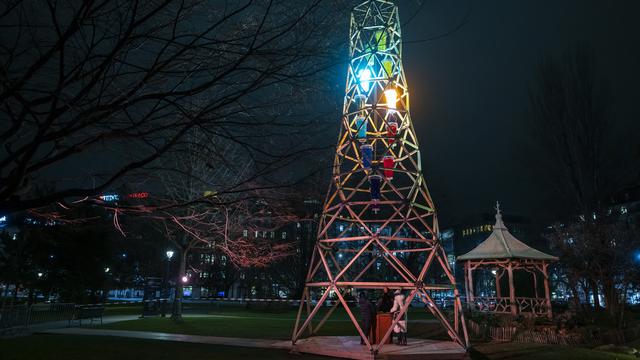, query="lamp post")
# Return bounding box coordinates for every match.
[162,250,174,317]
